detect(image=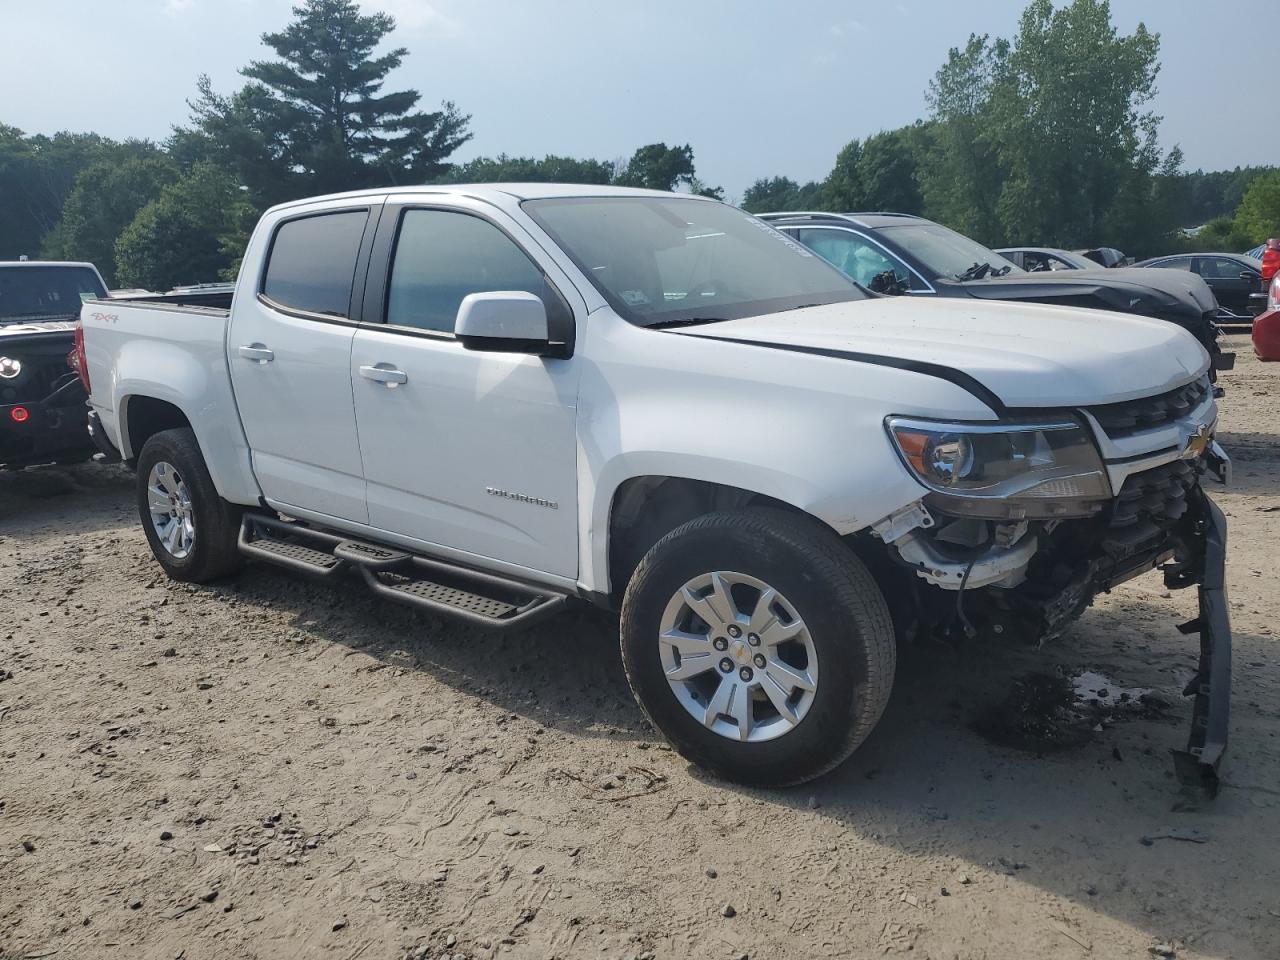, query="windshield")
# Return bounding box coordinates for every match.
[0,265,106,323]
[879,222,1023,280]
[523,197,866,326]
